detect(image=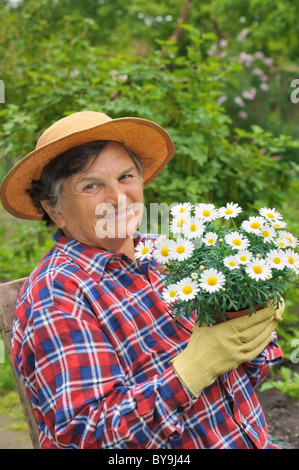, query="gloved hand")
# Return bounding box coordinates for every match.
[171,300,284,398]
